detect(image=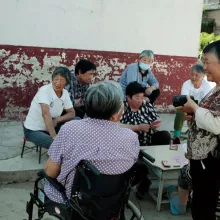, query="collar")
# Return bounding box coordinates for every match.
[50,84,65,101]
